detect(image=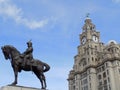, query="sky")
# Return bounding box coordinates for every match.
[0,0,120,90]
